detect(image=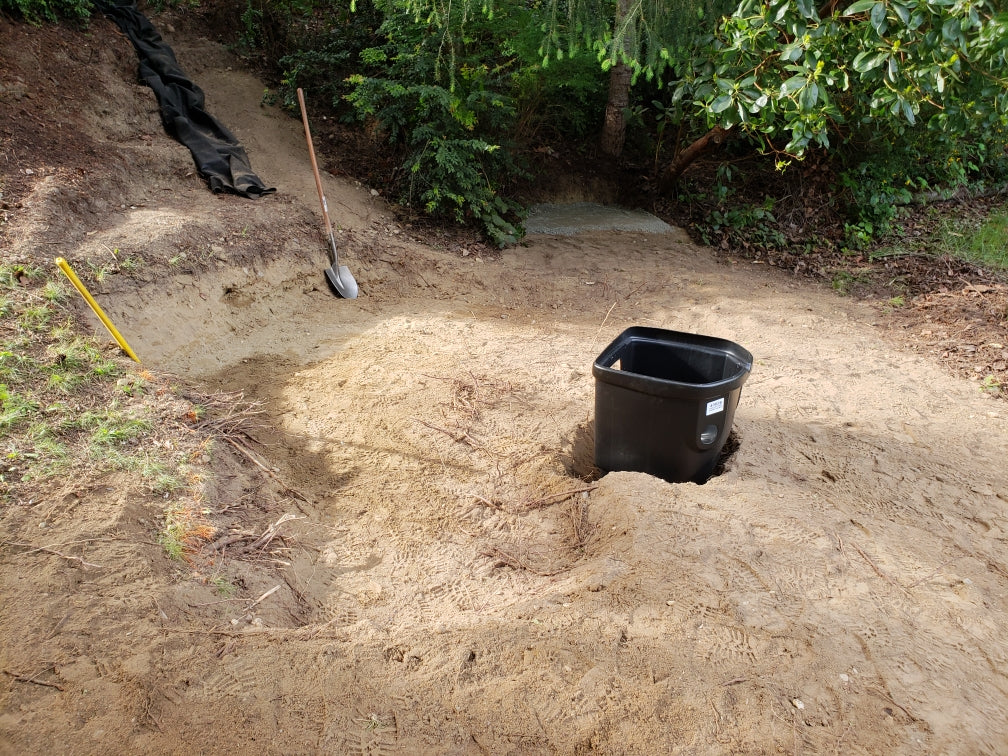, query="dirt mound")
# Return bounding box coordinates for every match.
[2,14,1008,756]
